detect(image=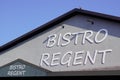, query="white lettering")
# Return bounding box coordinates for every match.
[40,53,50,66]
[51,52,61,66]
[98,49,112,64]
[61,32,71,46]
[8,64,26,76]
[8,71,26,76]
[42,28,112,68]
[61,51,72,67]
[95,29,108,43]
[46,29,108,47]
[57,33,62,46]
[84,50,97,65]
[72,32,81,45]
[9,65,26,70]
[73,51,84,65]
[40,49,112,67]
[47,34,56,48]
[82,30,94,45]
